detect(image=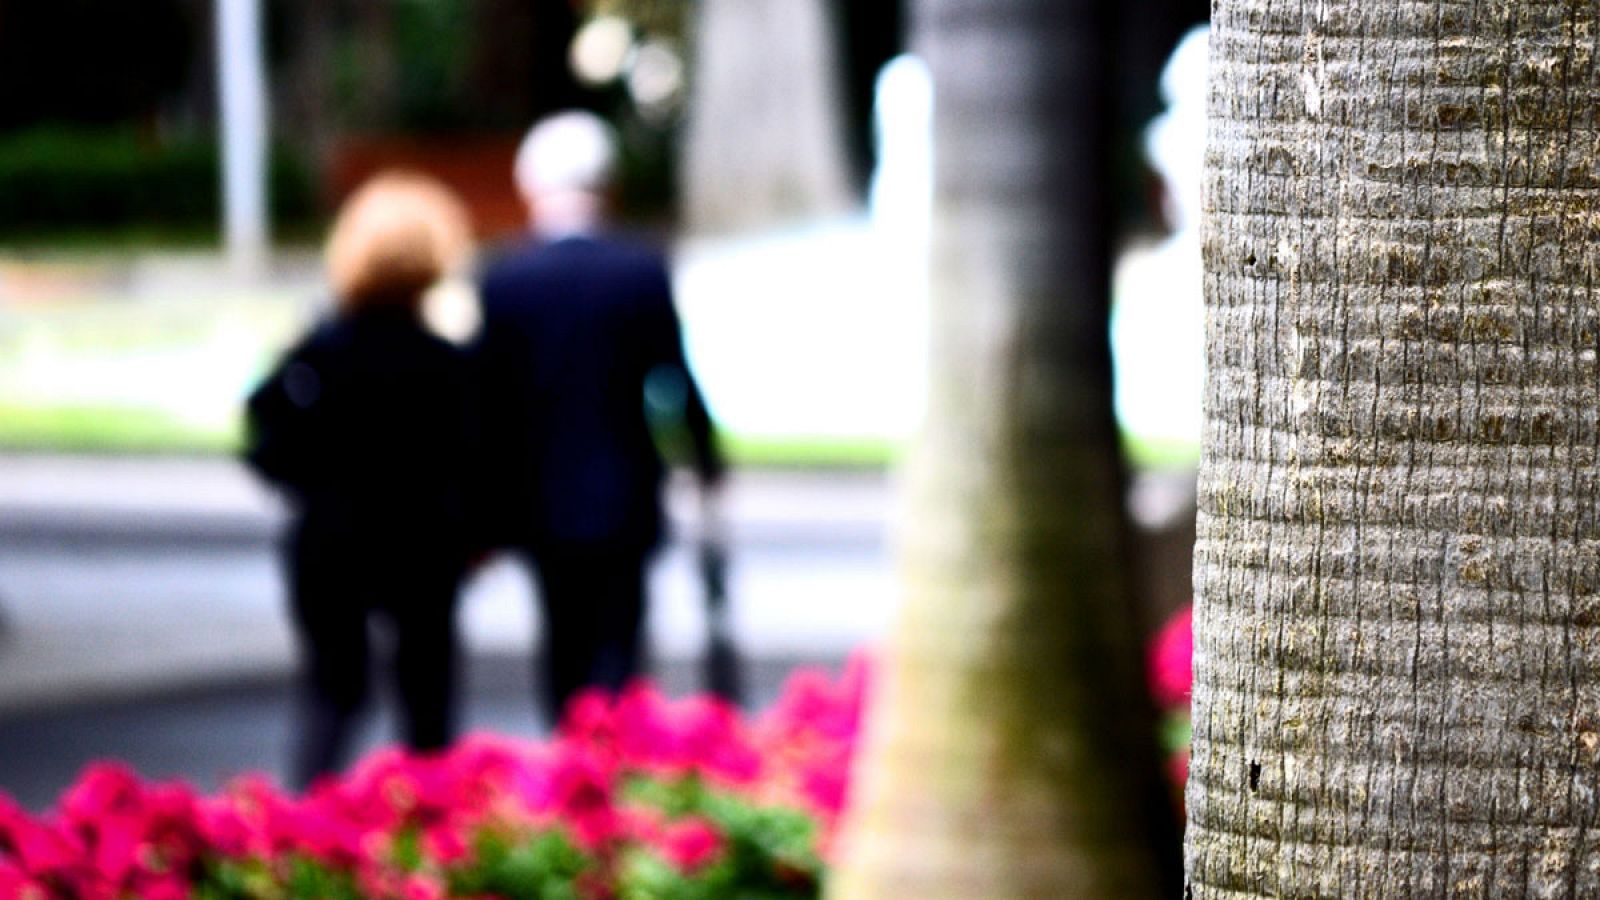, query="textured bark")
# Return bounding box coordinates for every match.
[829,1,1180,896]
[1190,1,1600,896]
